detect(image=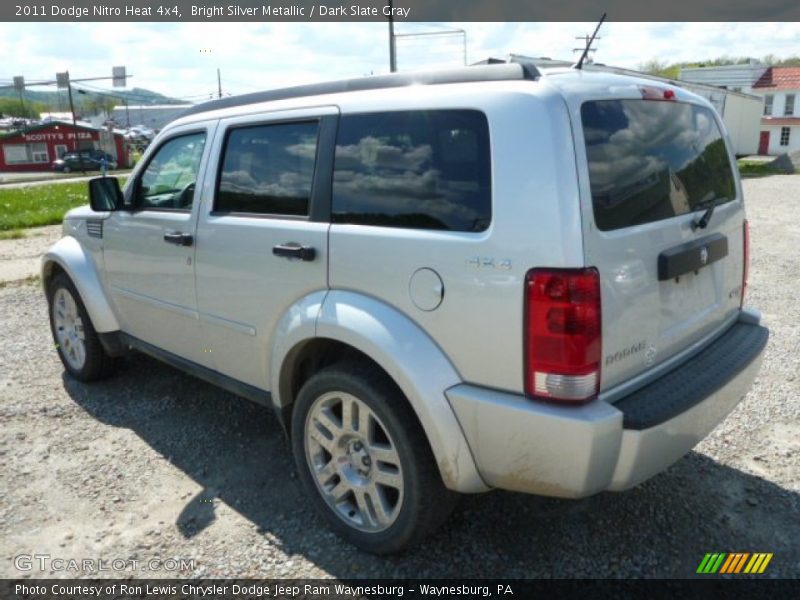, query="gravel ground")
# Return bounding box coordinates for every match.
[1,175,798,579]
[0,225,61,283]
